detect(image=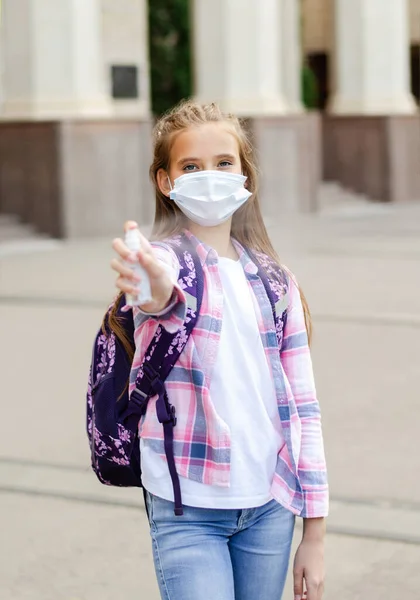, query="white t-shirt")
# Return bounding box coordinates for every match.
[140,256,285,508]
